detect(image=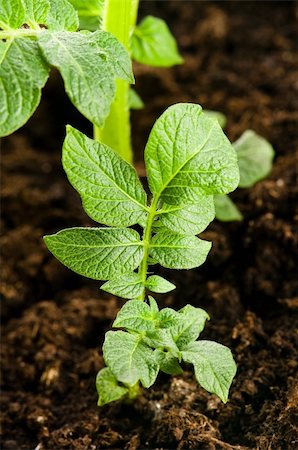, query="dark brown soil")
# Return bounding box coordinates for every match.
[1,1,298,449]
